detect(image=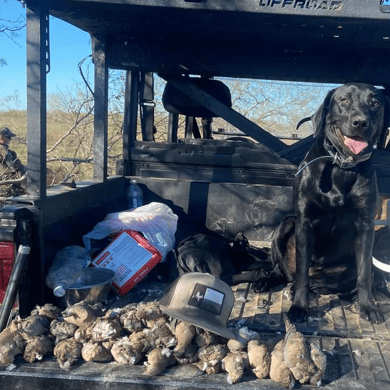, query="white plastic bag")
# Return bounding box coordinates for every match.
[83,202,178,261]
